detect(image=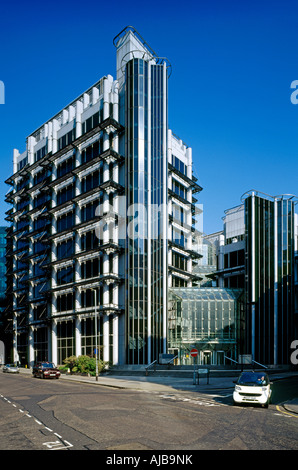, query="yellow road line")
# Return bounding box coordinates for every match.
[276,405,298,419]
